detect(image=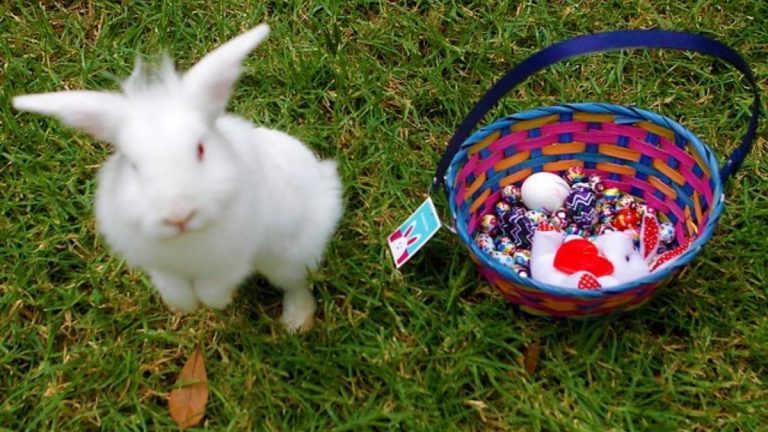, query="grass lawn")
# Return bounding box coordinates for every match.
[1,1,767,430]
